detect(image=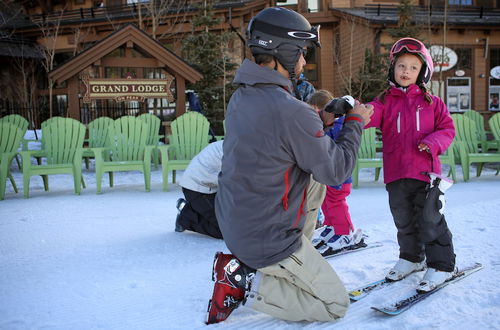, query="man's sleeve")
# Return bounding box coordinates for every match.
[285,106,363,187]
